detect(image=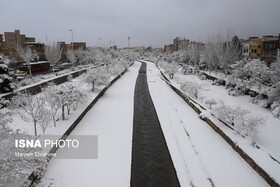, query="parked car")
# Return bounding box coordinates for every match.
[14,71,27,80]
[51,67,60,72]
